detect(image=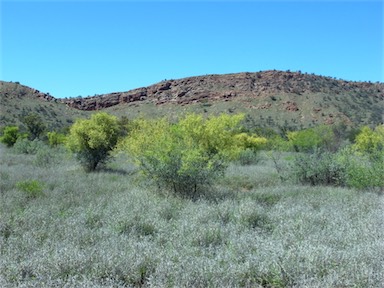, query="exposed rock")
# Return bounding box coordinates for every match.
[3,71,383,115]
[283,101,299,112]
